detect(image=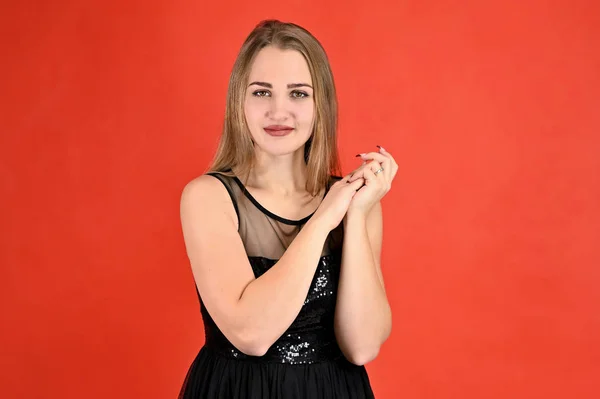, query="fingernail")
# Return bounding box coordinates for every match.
[377,145,386,152]
[355,153,366,157]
